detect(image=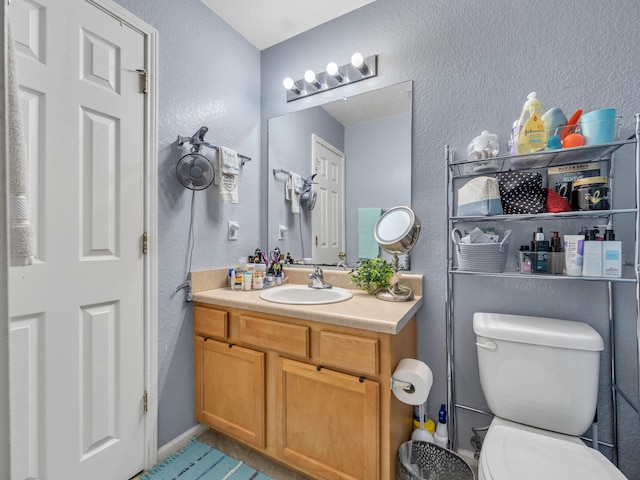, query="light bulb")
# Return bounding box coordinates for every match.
[304,70,316,83]
[351,53,364,68]
[304,69,321,89]
[282,77,301,94]
[326,61,344,82]
[283,77,295,90]
[351,52,369,74]
[326,62,339,76]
